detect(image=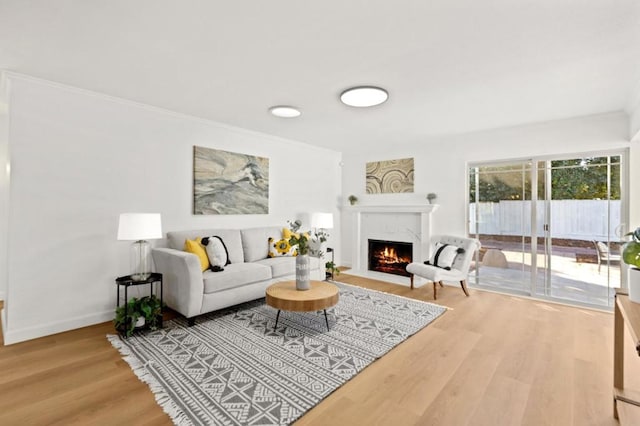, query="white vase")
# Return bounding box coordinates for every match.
[296,254,311,291]
[629,267,640,303]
